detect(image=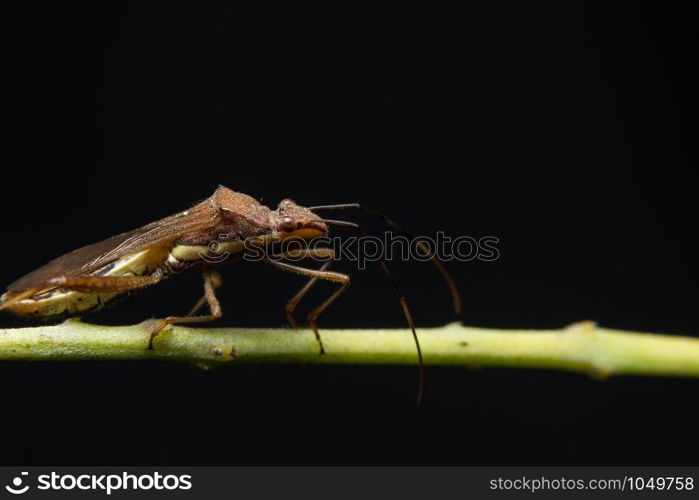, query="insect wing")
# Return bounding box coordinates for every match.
[7,202,218,292]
